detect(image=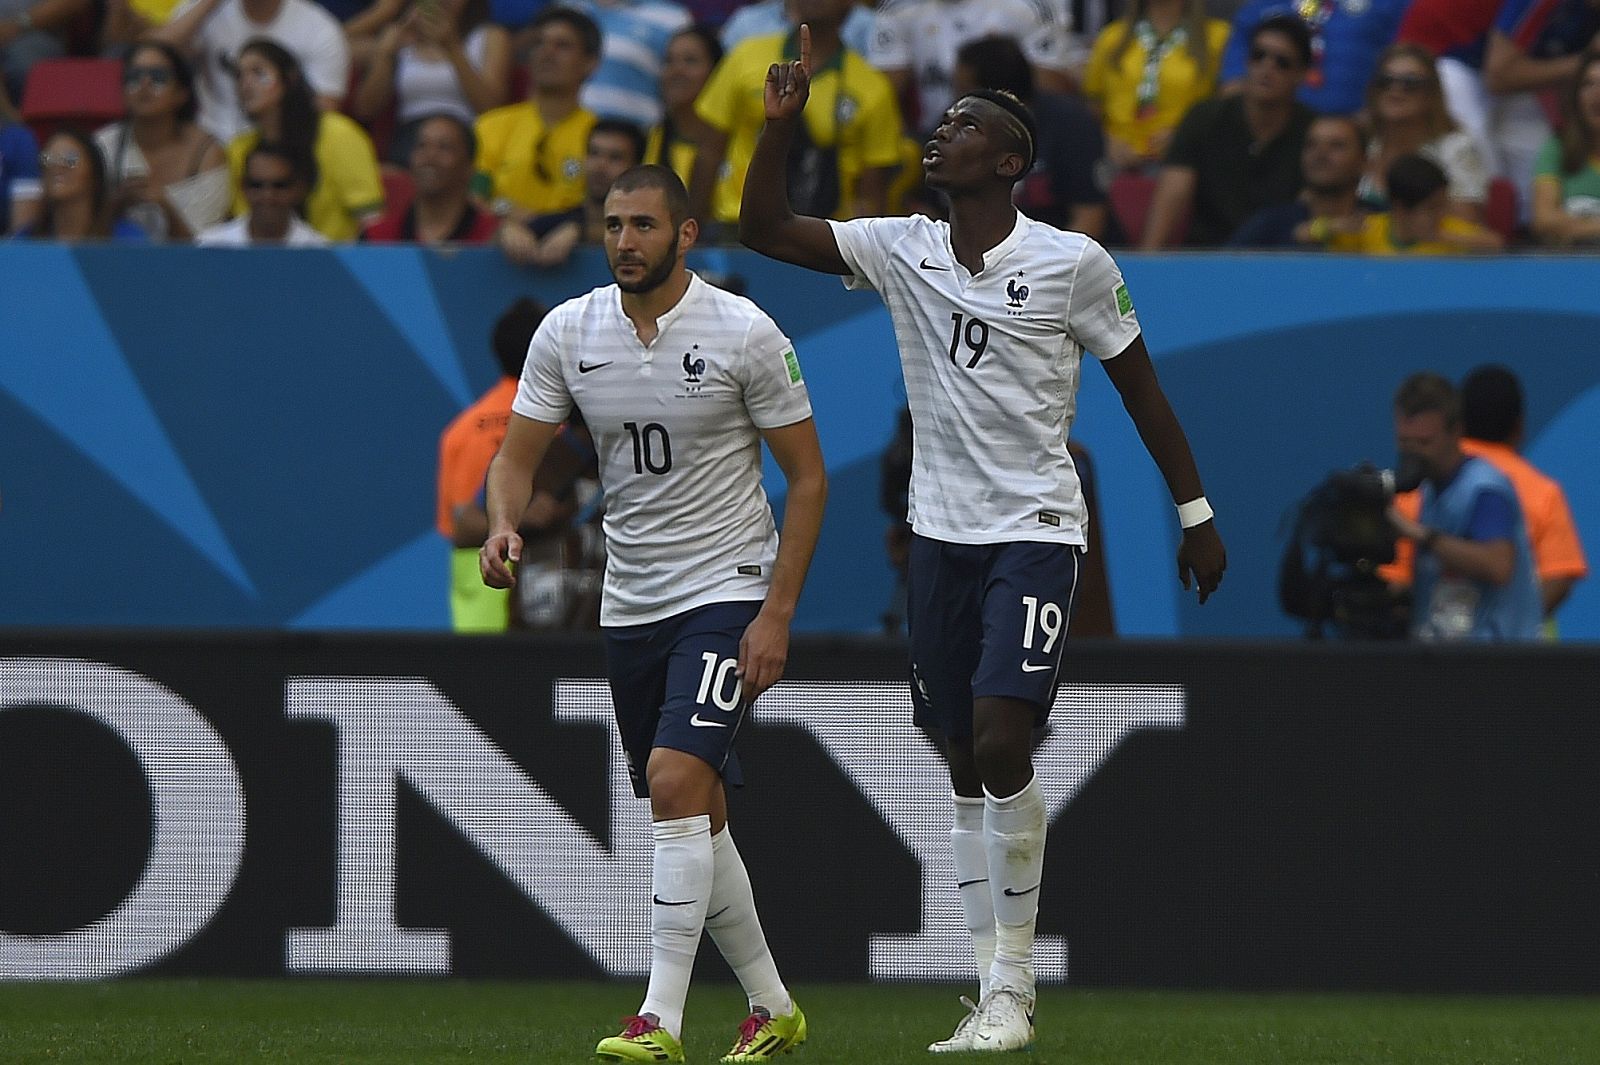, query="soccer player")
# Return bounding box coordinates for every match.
[480,164,824,1064]
[740,26,1227,1054]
